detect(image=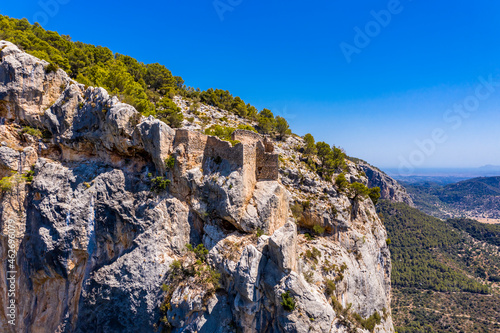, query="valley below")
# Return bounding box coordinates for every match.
[395,176,500,225]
